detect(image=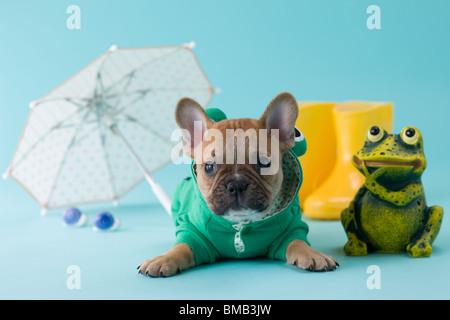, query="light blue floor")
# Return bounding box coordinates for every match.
[1,163,449,300]
[1,0,450,300]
